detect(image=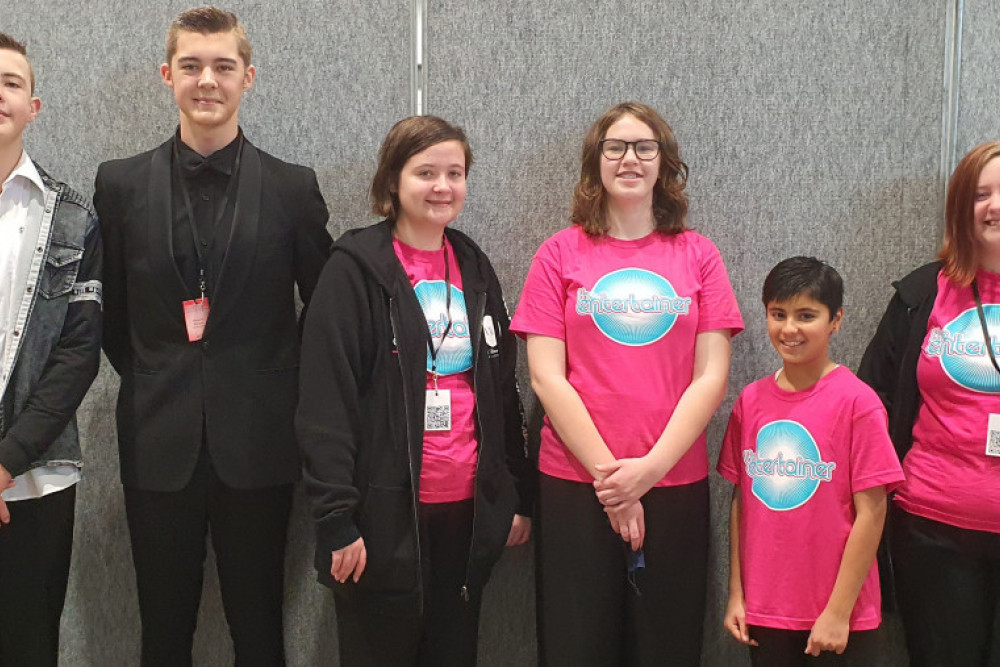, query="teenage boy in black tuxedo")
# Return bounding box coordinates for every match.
[94,7,331,665]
